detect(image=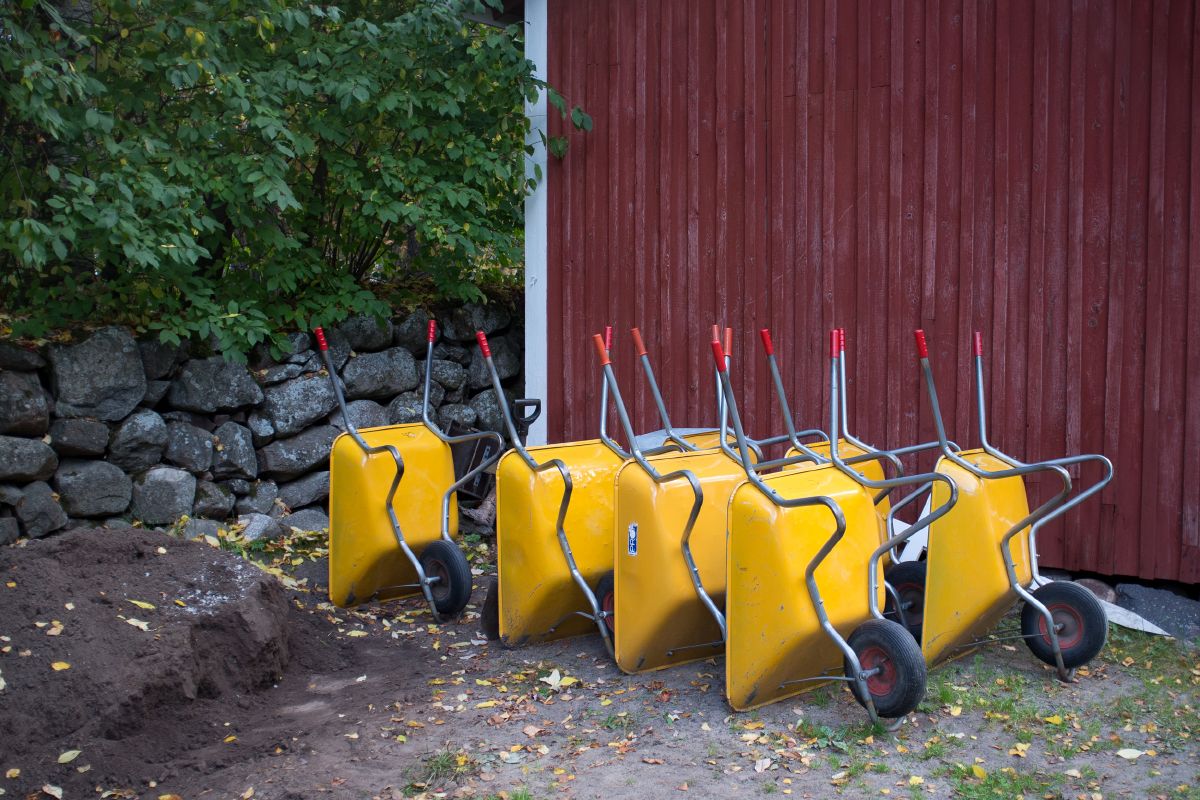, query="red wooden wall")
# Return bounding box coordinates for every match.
[542,0,1200,583]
